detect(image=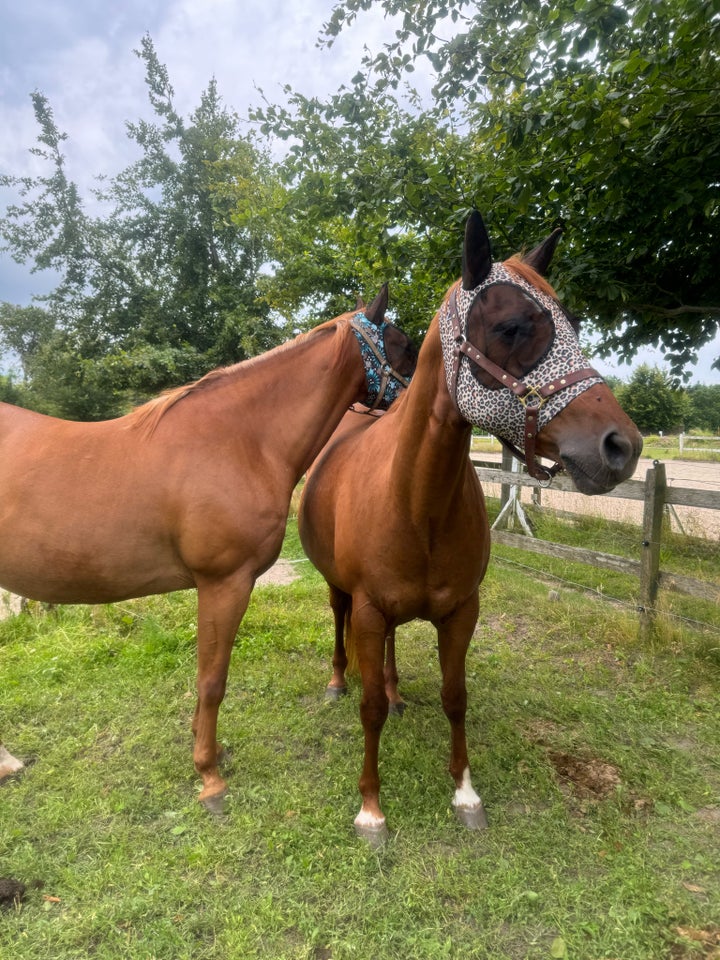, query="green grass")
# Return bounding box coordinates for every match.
[486,500,720,648]
[641,435,720,463]
[1,518,719,960]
